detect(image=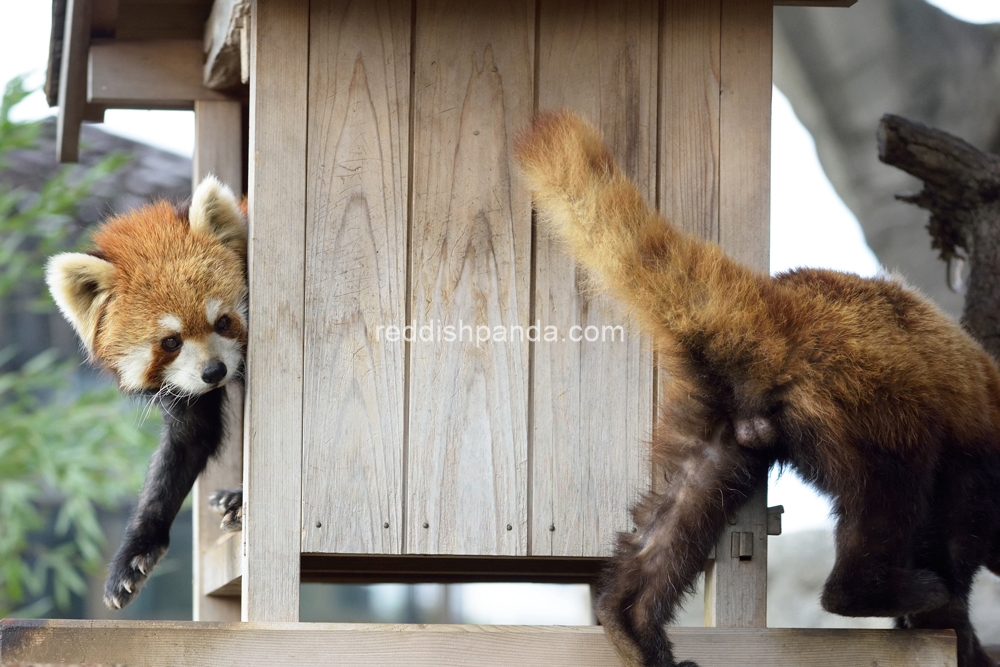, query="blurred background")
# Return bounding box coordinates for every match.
[0,0,998,639]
